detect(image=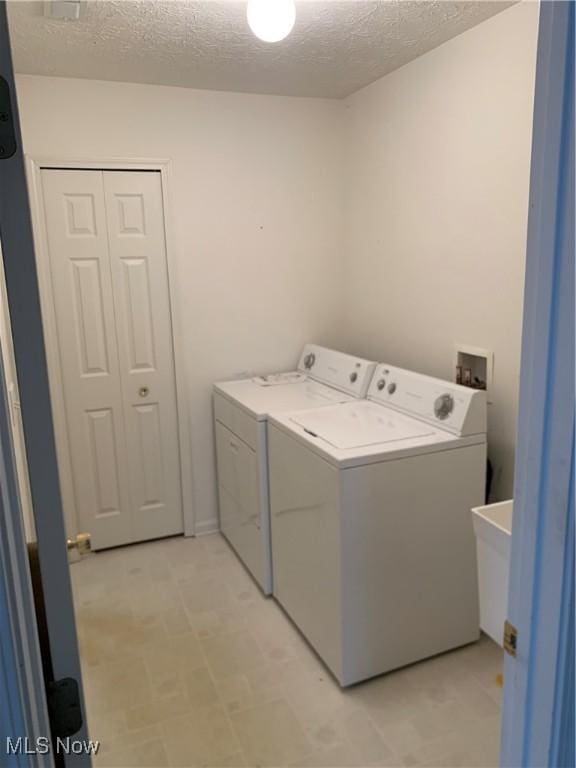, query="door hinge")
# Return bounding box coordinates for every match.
[47,677,83,739]
[503,620,518,657]
[0,77,17,159]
